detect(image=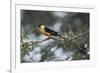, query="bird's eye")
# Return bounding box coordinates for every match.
[39,25,41,27]
[39,24,43,27]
